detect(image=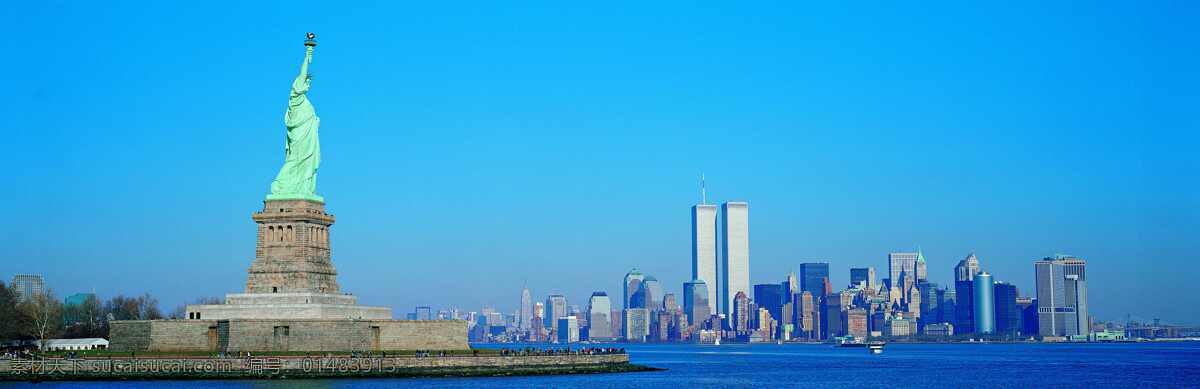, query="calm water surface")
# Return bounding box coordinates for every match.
[5,342,1199,388]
